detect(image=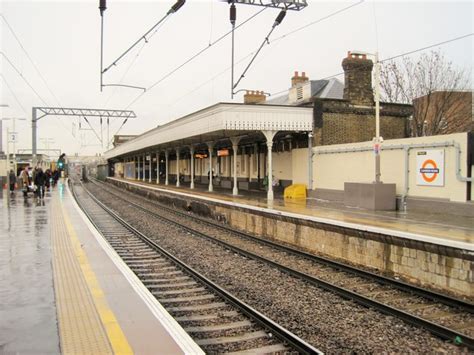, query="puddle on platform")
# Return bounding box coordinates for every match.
[0,192,60,354]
